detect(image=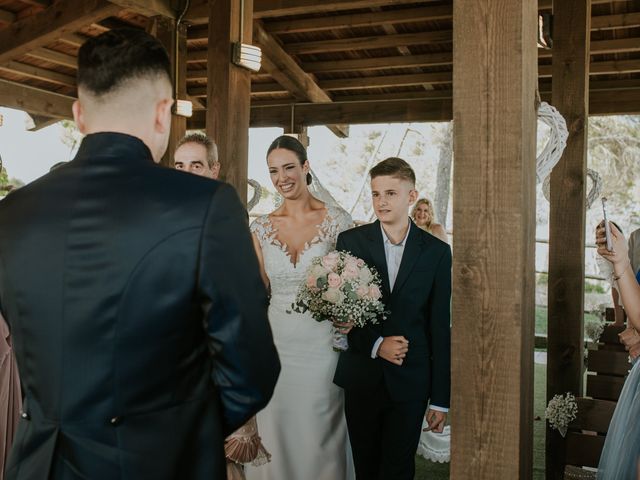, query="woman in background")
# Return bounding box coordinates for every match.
[411,198,448,243]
